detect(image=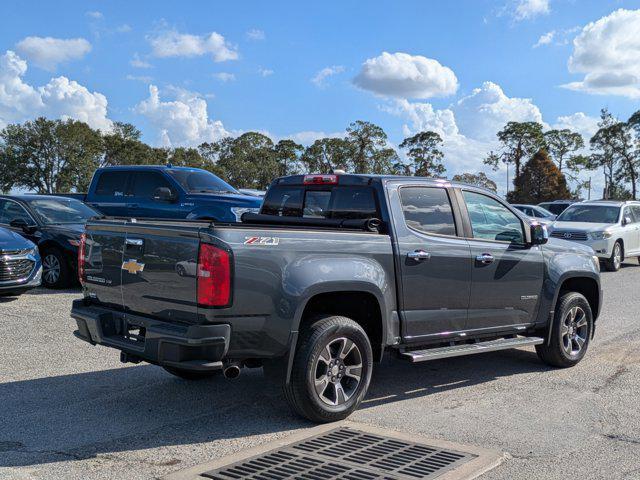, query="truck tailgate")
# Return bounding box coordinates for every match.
[84,219,206,324]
